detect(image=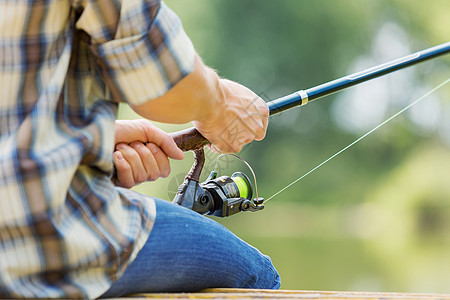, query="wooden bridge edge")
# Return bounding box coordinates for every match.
[116,288,450,299]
